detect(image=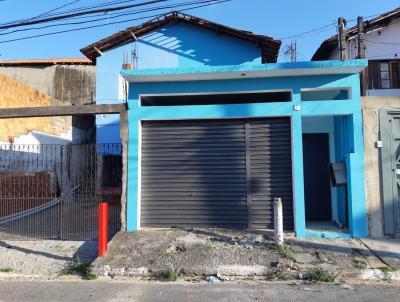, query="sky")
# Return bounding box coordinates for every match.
[0,0,399,62]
